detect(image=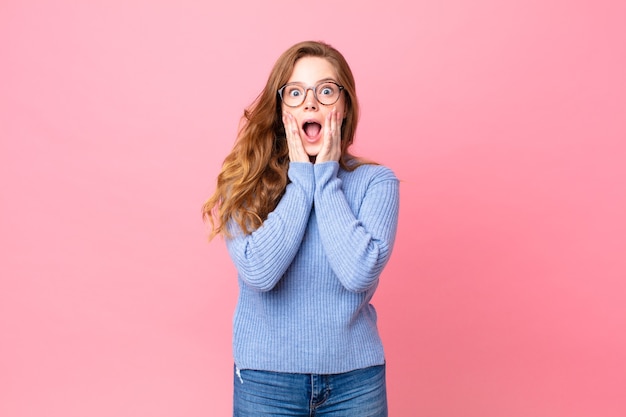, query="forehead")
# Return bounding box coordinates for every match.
[287,56,338,84]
